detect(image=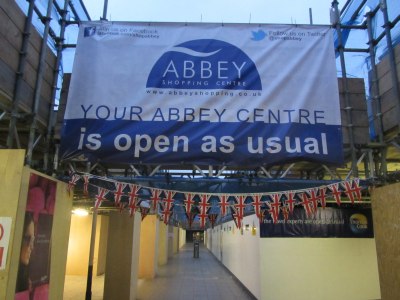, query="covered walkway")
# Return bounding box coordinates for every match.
[64,242,256,300]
